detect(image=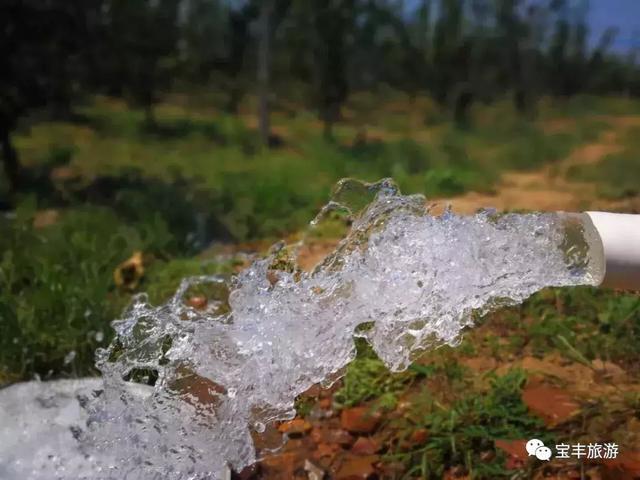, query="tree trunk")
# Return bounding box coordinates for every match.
[258,0,273,147]
[322,103,337,141]
[144,102,156,128]
[1,128,21,193]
